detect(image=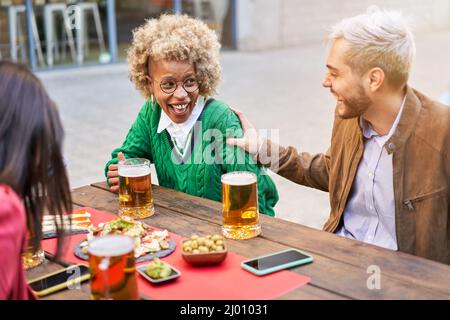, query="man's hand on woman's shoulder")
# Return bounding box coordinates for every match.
[226,108,265,156]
